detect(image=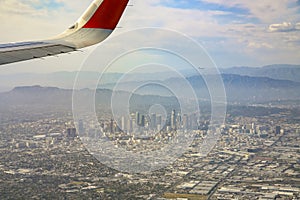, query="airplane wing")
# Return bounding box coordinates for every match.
[0,0,129,65]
